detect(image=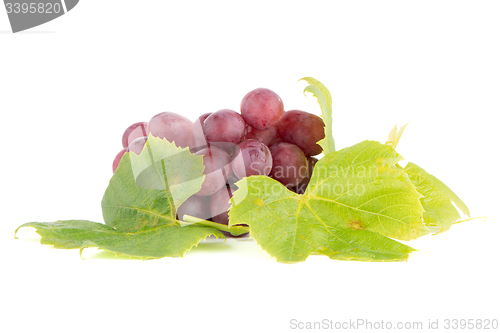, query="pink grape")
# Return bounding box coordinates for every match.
[244,124,277,146]
[269,142,308,187]
[147,112,194,149]
[112,148,127,173]
[122,122,148,148]
[127,136,147,155]
[240,88,284,130]
[192,112,212,152]
[293,156,318,194]
[203,109,246,150]
[277,110,325,156]
[194,147,232,196]
[231,139,273,179]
